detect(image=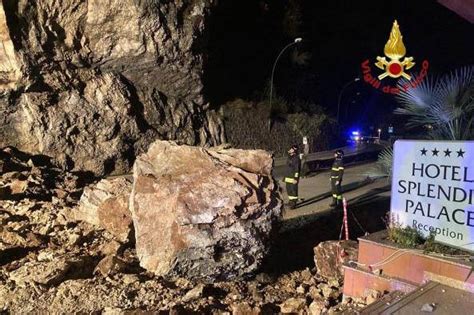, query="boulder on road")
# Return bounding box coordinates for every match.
[130,141,282,281]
